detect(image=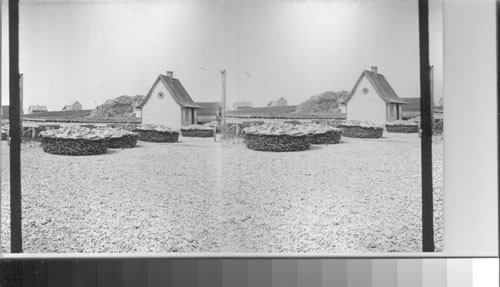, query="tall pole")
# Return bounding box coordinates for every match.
[221,70,226,126]
[9,0,22,253]
[418,0,434,252]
